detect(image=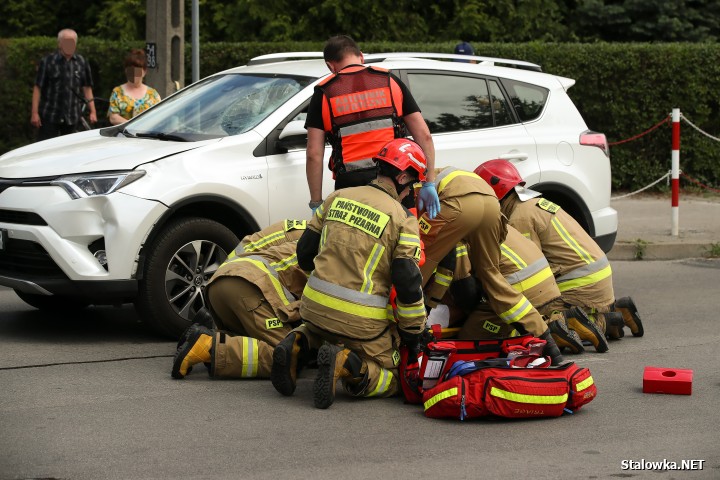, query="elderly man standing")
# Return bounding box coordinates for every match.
[31,28,97,141]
